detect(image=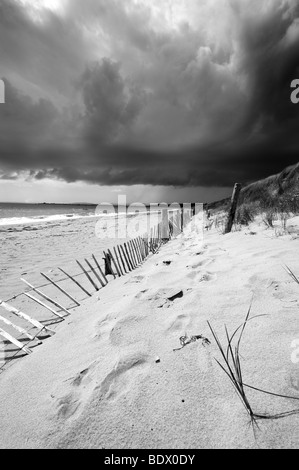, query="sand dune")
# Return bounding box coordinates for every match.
[0,216,299,449]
